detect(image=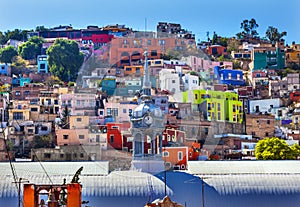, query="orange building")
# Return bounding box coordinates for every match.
[124,65,144,77]
[56,128,89,146]
[24,183,82,207]
[109,37,196,67]
[162,146,188,170]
